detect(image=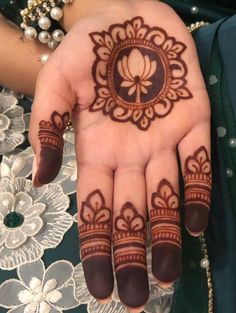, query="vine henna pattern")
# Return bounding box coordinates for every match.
[150,178,181,249]
[89,16,192,130]
[34,111,69,186]
[79,189,112,261]
[184,146,212,209]
[150,179,182,282]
